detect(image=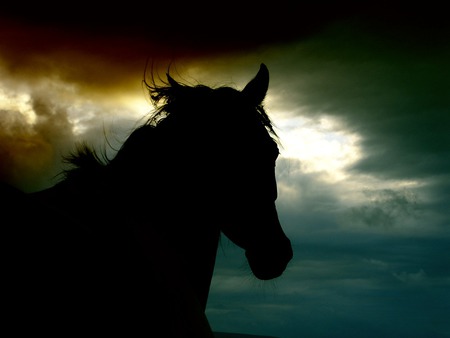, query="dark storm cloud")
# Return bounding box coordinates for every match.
[346,188,421,228]
[250,15,450,248]
[0,18,151,93]
[1,2,350,54]
[264,17,450,182]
